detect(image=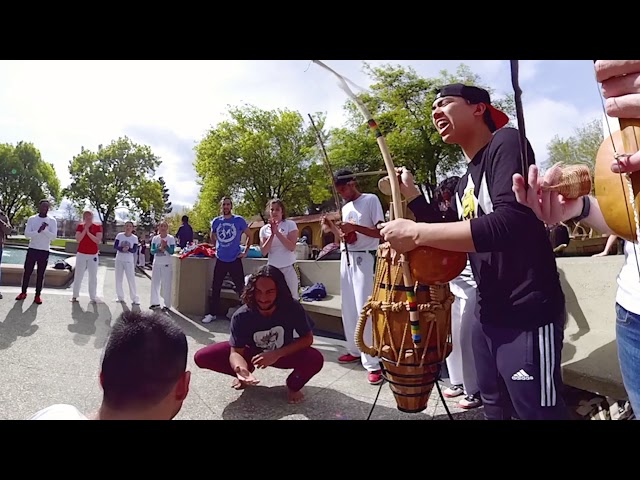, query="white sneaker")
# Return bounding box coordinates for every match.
[202,314,215,323]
